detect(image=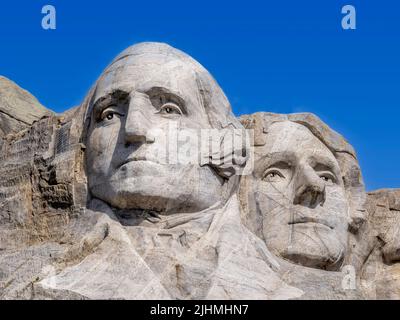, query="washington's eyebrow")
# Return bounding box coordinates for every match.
[145,86,187,113]
[92,93,116,115]
[92,90,129,116]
